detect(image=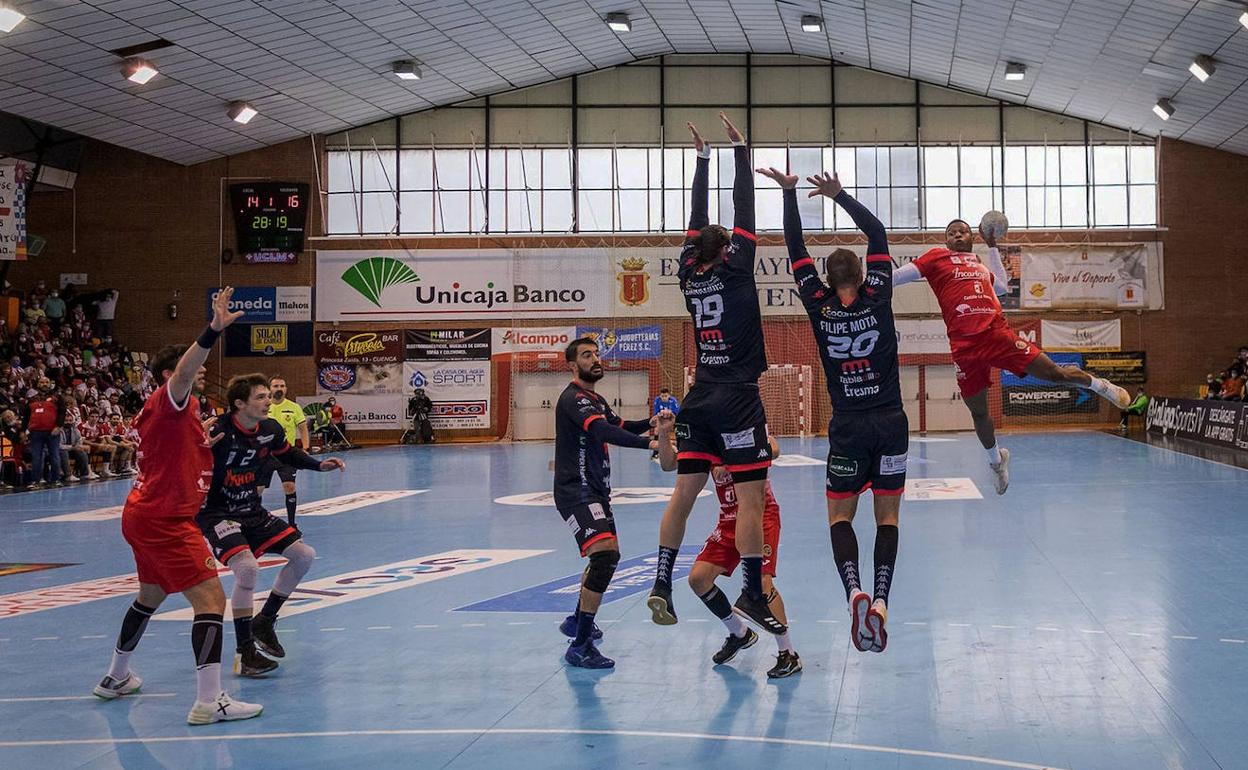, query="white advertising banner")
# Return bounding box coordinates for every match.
[0,159,29,261]
[895,319,952,354]
[403,361,491,429]
[1040,319,1122,351]
[302,391,404,430]
[1020,244,1148,309]
[490,326,577,356]
[316,250,609,321]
